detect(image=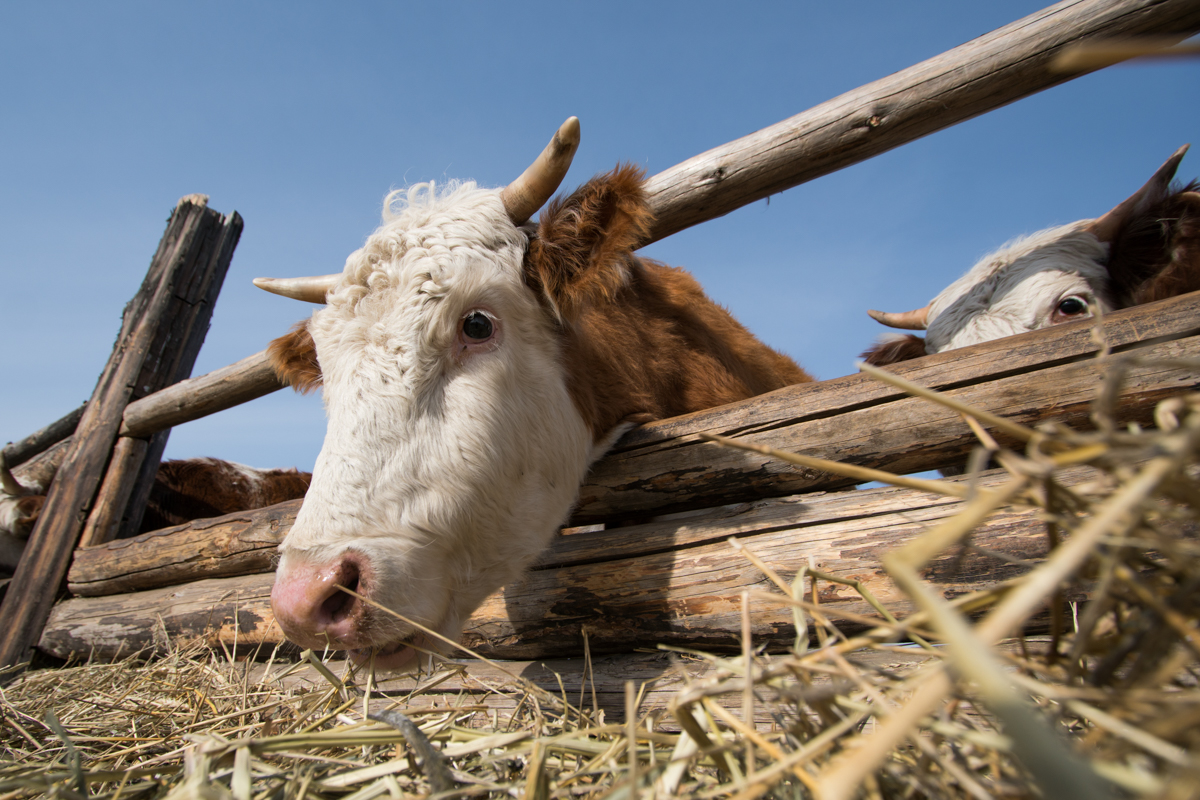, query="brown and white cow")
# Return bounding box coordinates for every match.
[0,450,311,575]
[862,144,1199,365]
[258,118,811,669]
